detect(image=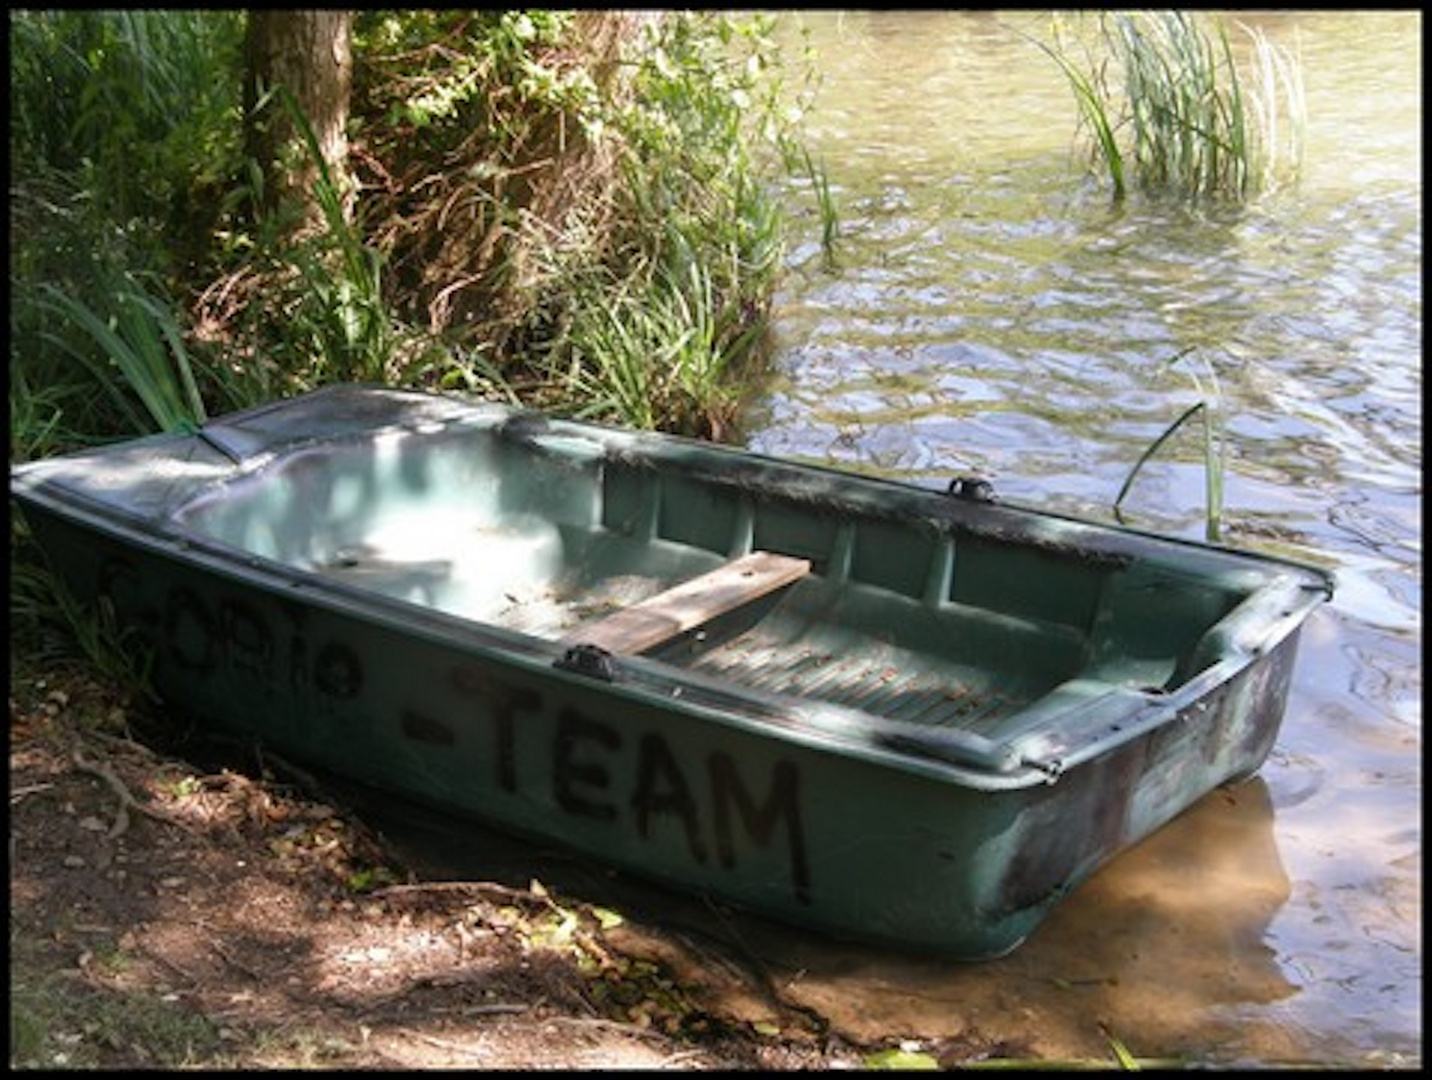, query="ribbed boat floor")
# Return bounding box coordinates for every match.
[445,574,1036,734]
[684,627,1030,734]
